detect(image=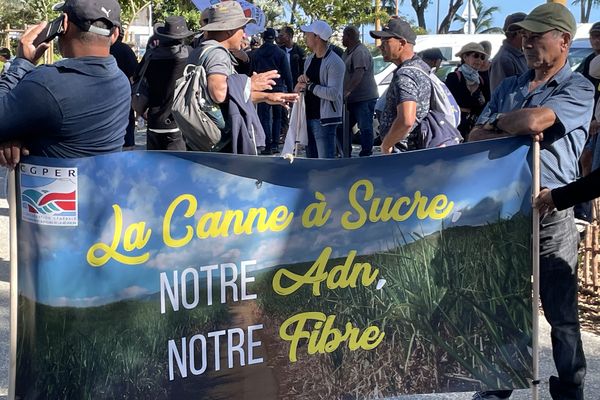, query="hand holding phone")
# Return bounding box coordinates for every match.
[17,21,54,64]
[33,15,65,47]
